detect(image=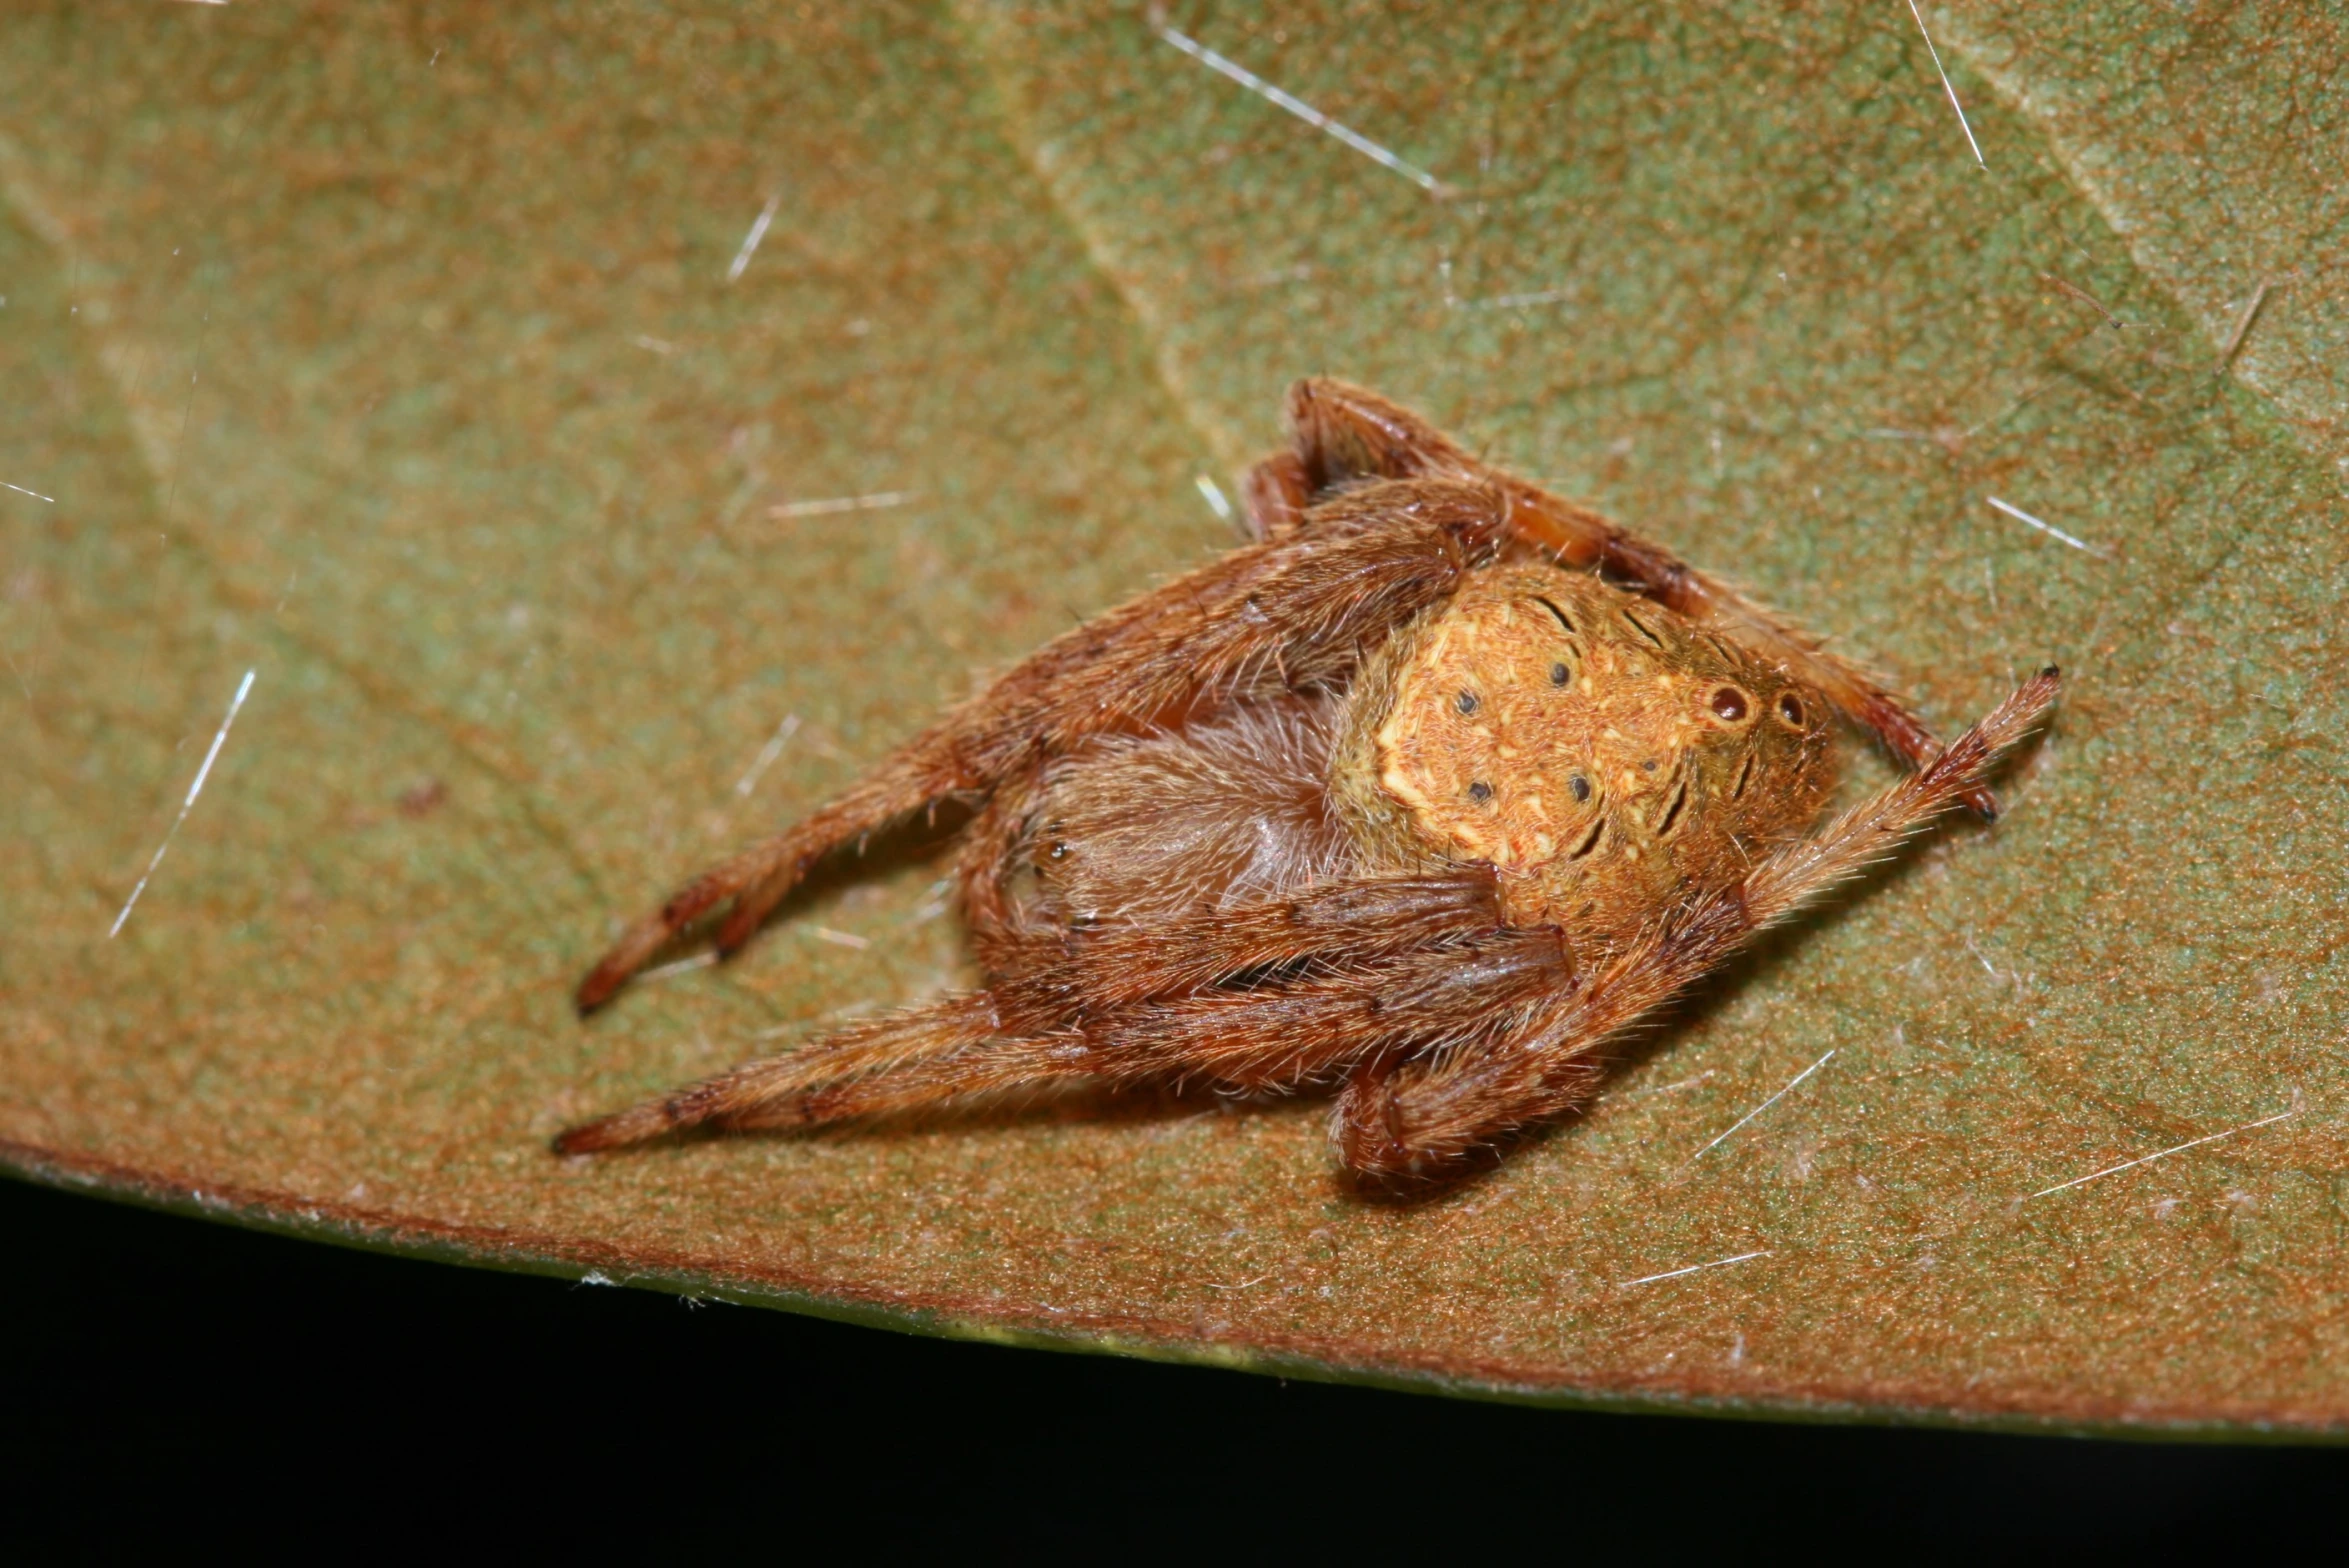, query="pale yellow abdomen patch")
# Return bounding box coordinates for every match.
[1364,566,1835,927]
